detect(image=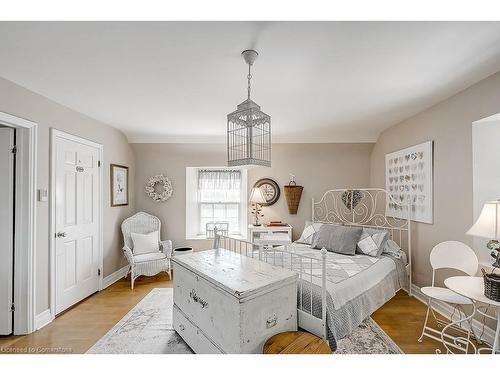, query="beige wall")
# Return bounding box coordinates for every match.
[370,70,500,289]
[132,143,374,249]
[0,77,135,314]
[132,144,225,251]
[248,143,374,240]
